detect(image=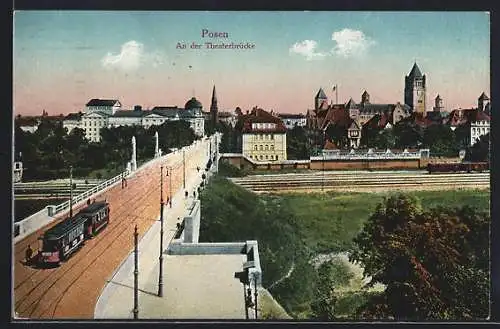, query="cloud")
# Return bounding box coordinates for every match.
[331,28,375,58]
[289,40,328,61]
[102,40,165,70]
